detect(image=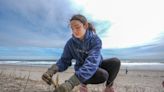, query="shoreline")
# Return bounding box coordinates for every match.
[1,63,164,71]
